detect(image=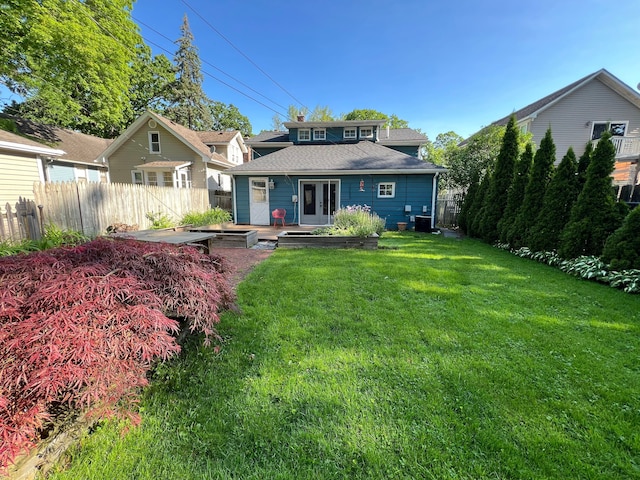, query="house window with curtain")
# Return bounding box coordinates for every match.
[146,172,158,186]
